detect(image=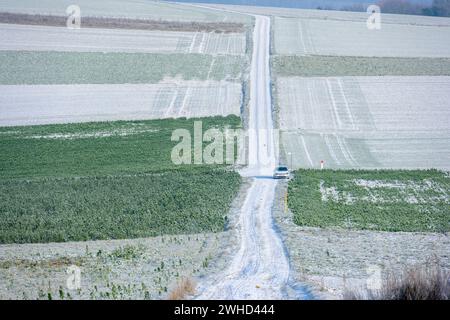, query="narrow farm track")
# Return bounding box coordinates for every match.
[195,9,310,299]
